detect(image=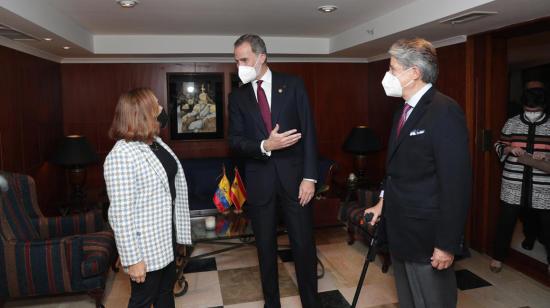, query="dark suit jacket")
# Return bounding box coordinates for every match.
[228,71,318,206]
[382,87,472,263]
